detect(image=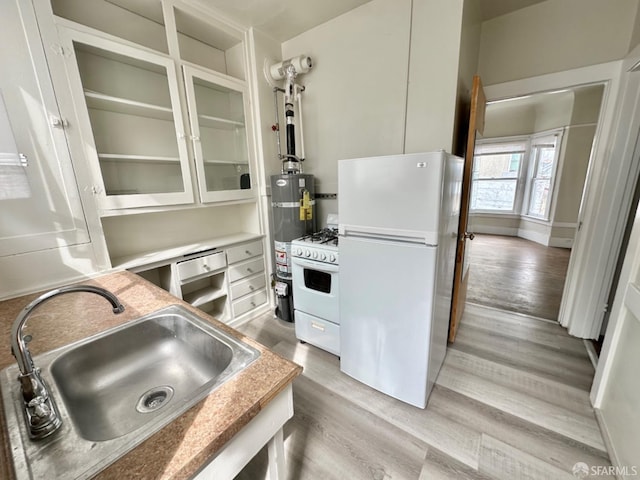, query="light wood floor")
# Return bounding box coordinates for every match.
[234,303,610,480]
[466,234,571,320]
